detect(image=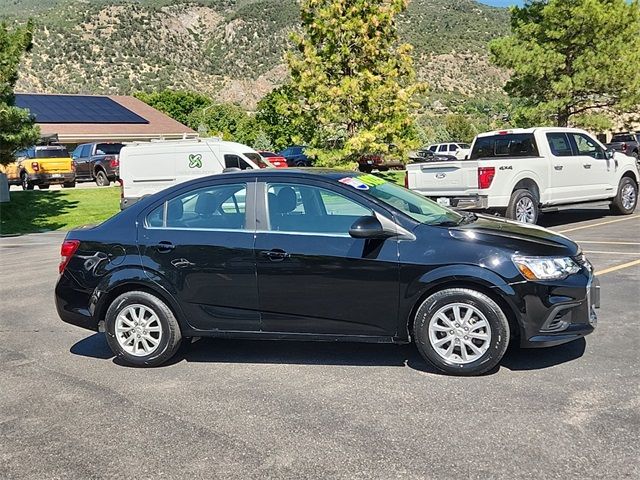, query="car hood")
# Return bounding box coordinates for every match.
[447,214,580,257]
